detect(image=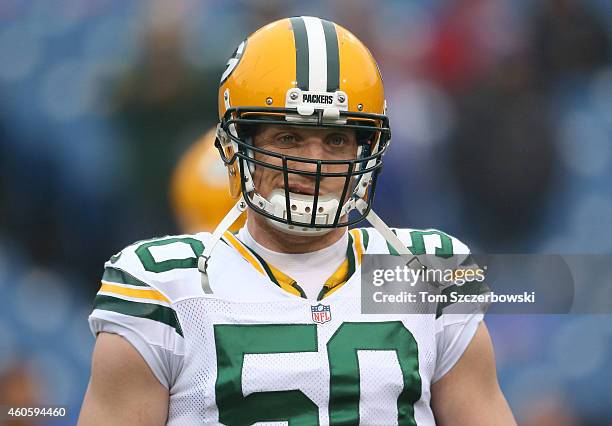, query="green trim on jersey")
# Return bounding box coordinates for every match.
[102,267,150,287]
[242,243,282,287]
[385,229,456,258]
[360,228,370,251]
[316,233,357,301]
[94,294,183,337]
[135,237,205,273]
[346,232,356,279]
